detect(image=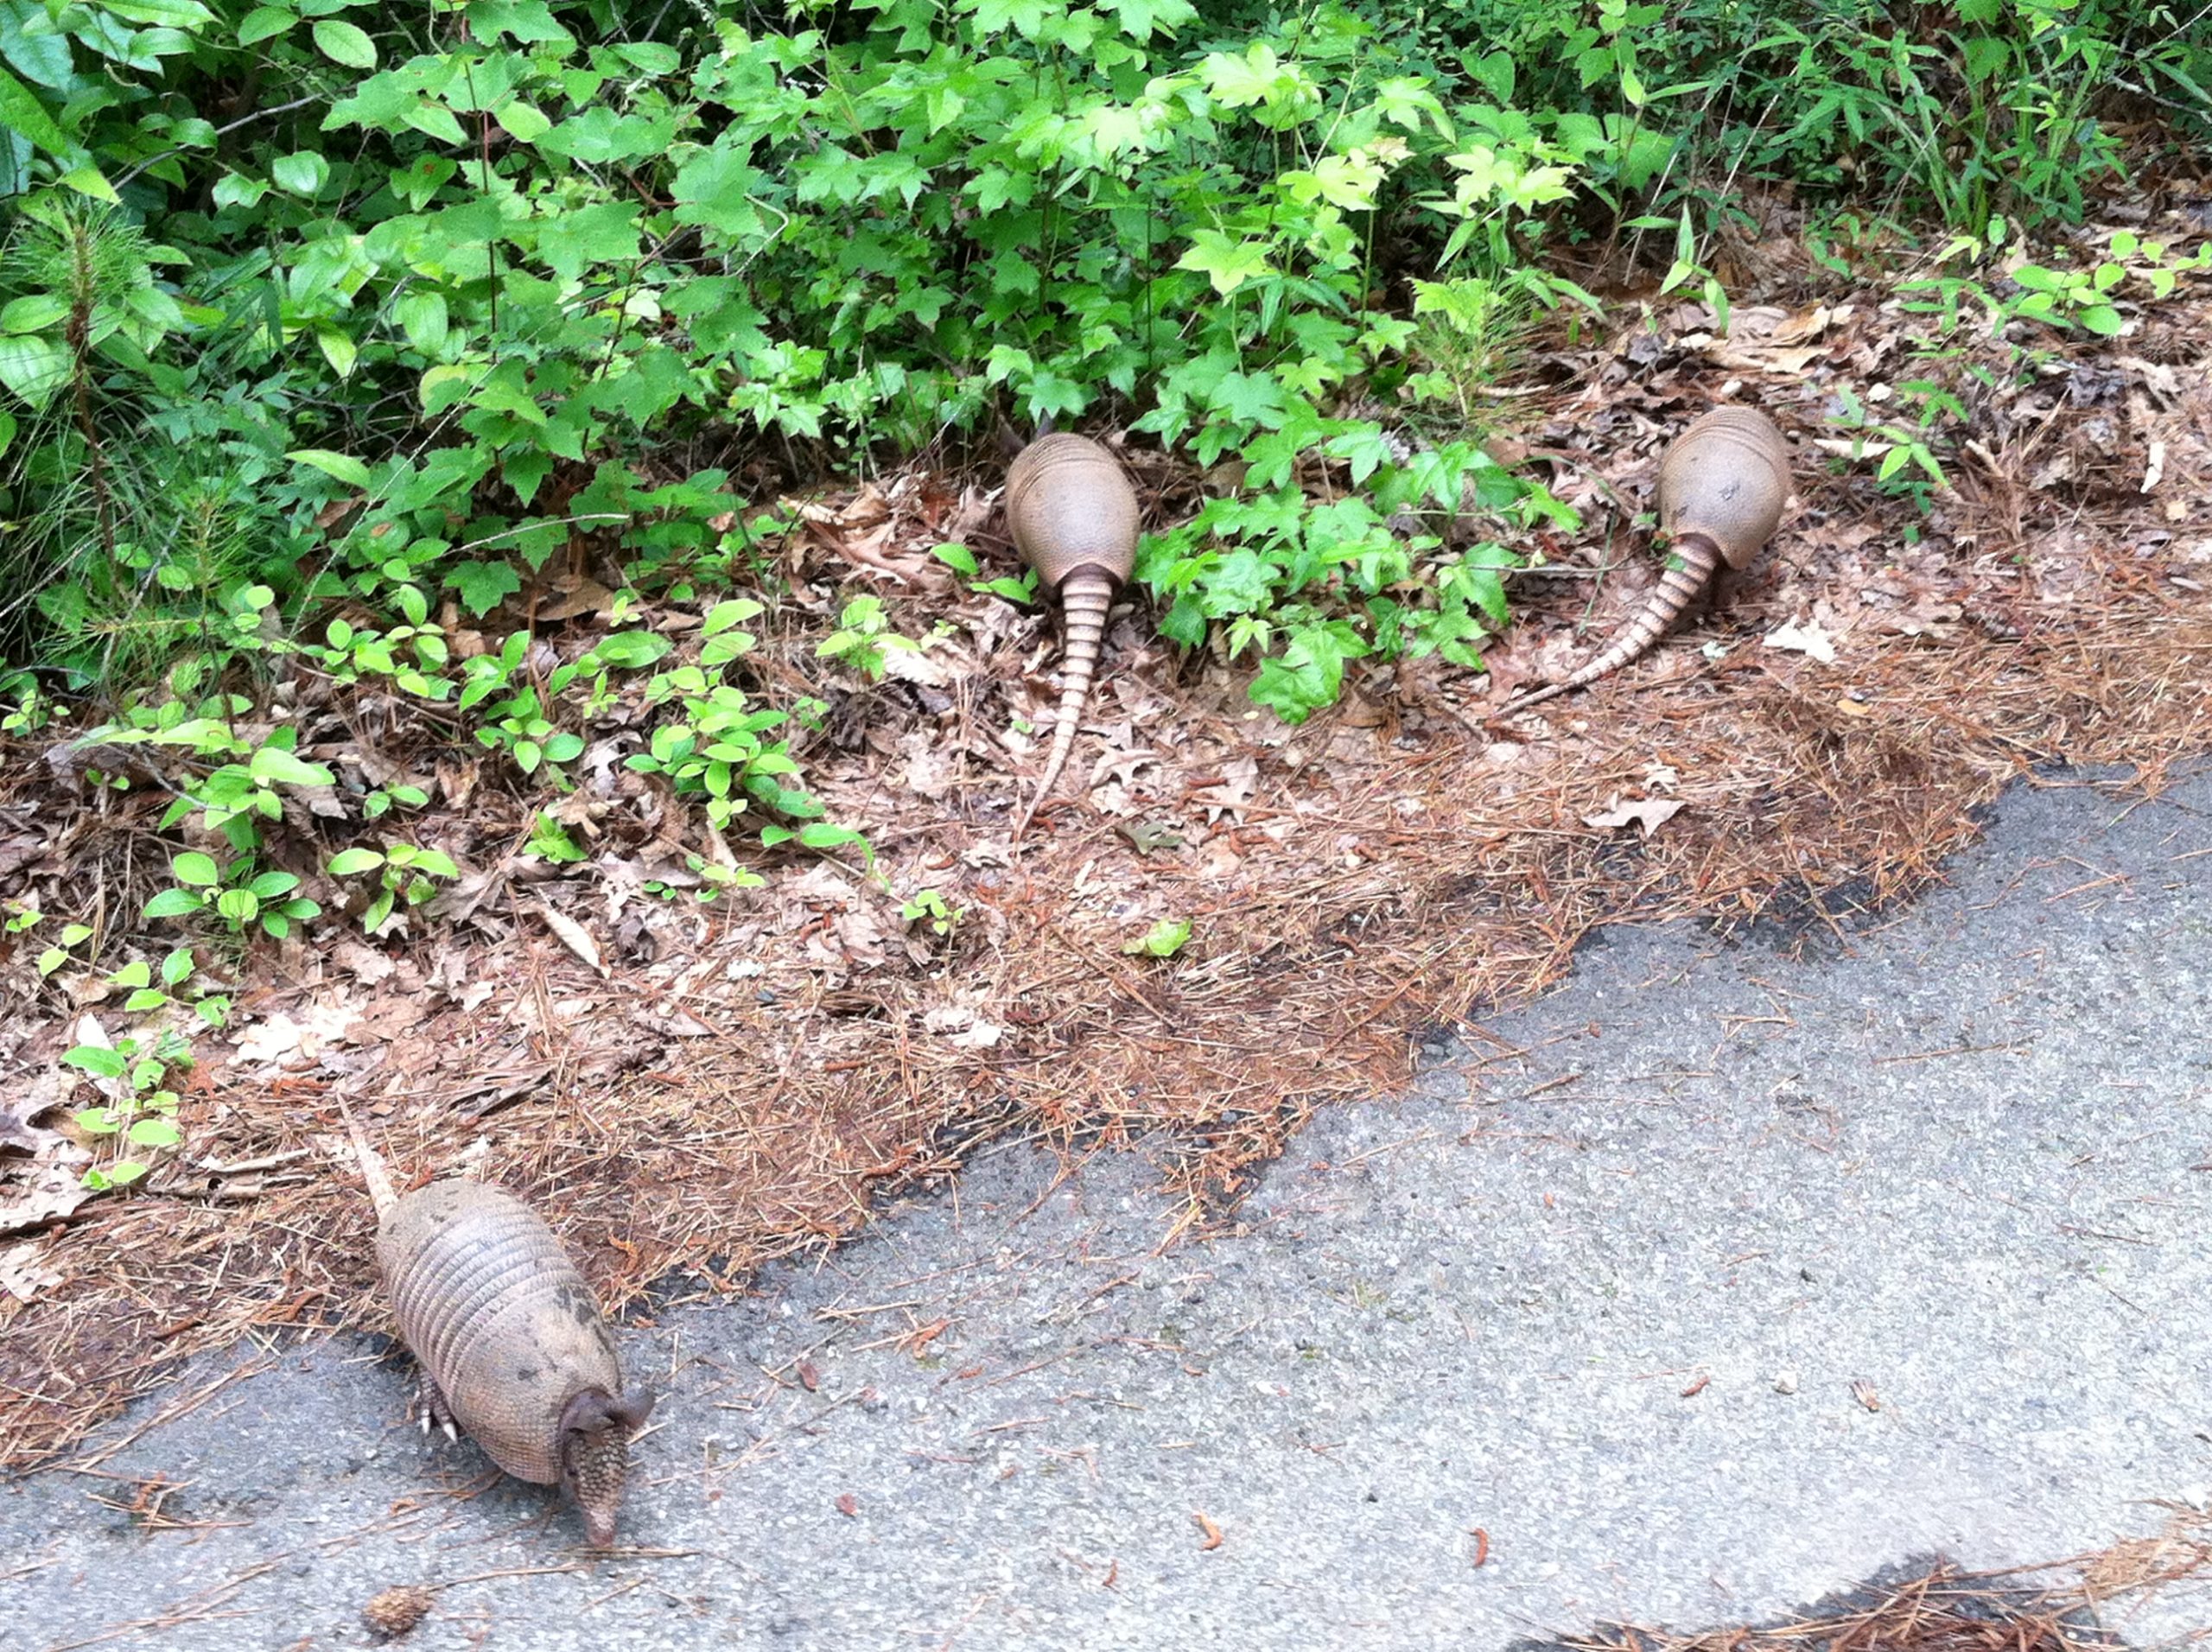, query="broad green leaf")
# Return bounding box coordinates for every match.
[445,559,520,617]
[104,1,215,23]
[0,64,69,156]
[315,325,358,378]
[1176,230,1274,297]
[493,99,550,142]
[311,17,374,67]
[270,149,328,196]
[0,294,67,334]
[591,630,673,668]
[172,852,222,887]
[237,7,296,44]
[1098,0,1198,41]
[59,166,119,203]
[1122,918,1192,957]
[66,1044,130,1079]
[248,746,335,786]
[965,0,1049,37]
[327,848,386,876]
[391,291,448,353]
[287,448,372,488]
[2,8,77,88]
